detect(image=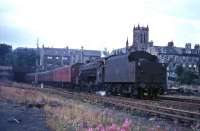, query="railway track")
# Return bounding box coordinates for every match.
[114,95,200,112]
[160,95,200,105]
[0,82,200,125]
[48,88,200,125]
[81,93,200,123]
[158,99,200,112]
